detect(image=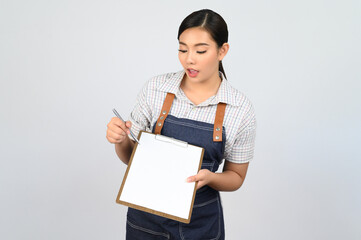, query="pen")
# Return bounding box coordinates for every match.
[112,108,140,145]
